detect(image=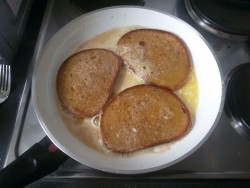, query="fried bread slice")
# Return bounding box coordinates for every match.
[117,29,191,90]
[57,48,121,118]
[100,84,191,153]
